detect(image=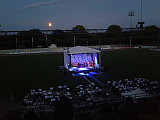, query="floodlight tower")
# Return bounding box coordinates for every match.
[128,11,134,47]
[129,11,134,28]
[137,0,145,28]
